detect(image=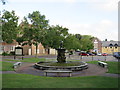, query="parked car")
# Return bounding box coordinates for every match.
[113,52,120,59]
[102,53,108,56]
[97,53,102,56]
[87,52,95,56]
[79,52,89,56]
